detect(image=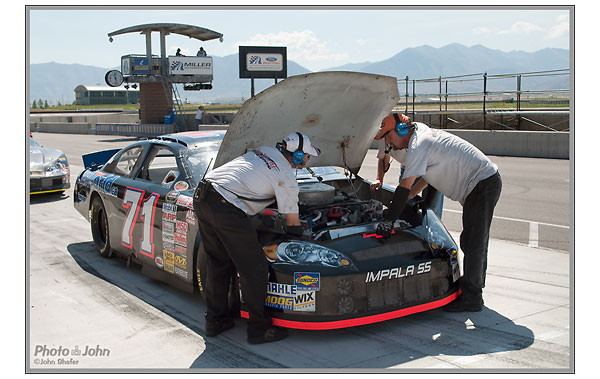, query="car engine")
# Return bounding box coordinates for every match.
[256,181,389,242]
